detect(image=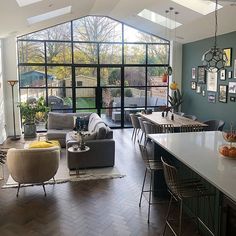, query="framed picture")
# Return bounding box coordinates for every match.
[229,82,236,94]
[192,68,196,79]
[220,69,226,80]
[207,71,218,92]
[228,71,232,79]
[234,59,236,78]
[191,81,197,90]
[208,92,216,103]
[223,48,232,67]
[196,85,201,93]
[219,85,228,103]
[197,66,206,84]
[230,96,236,102]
